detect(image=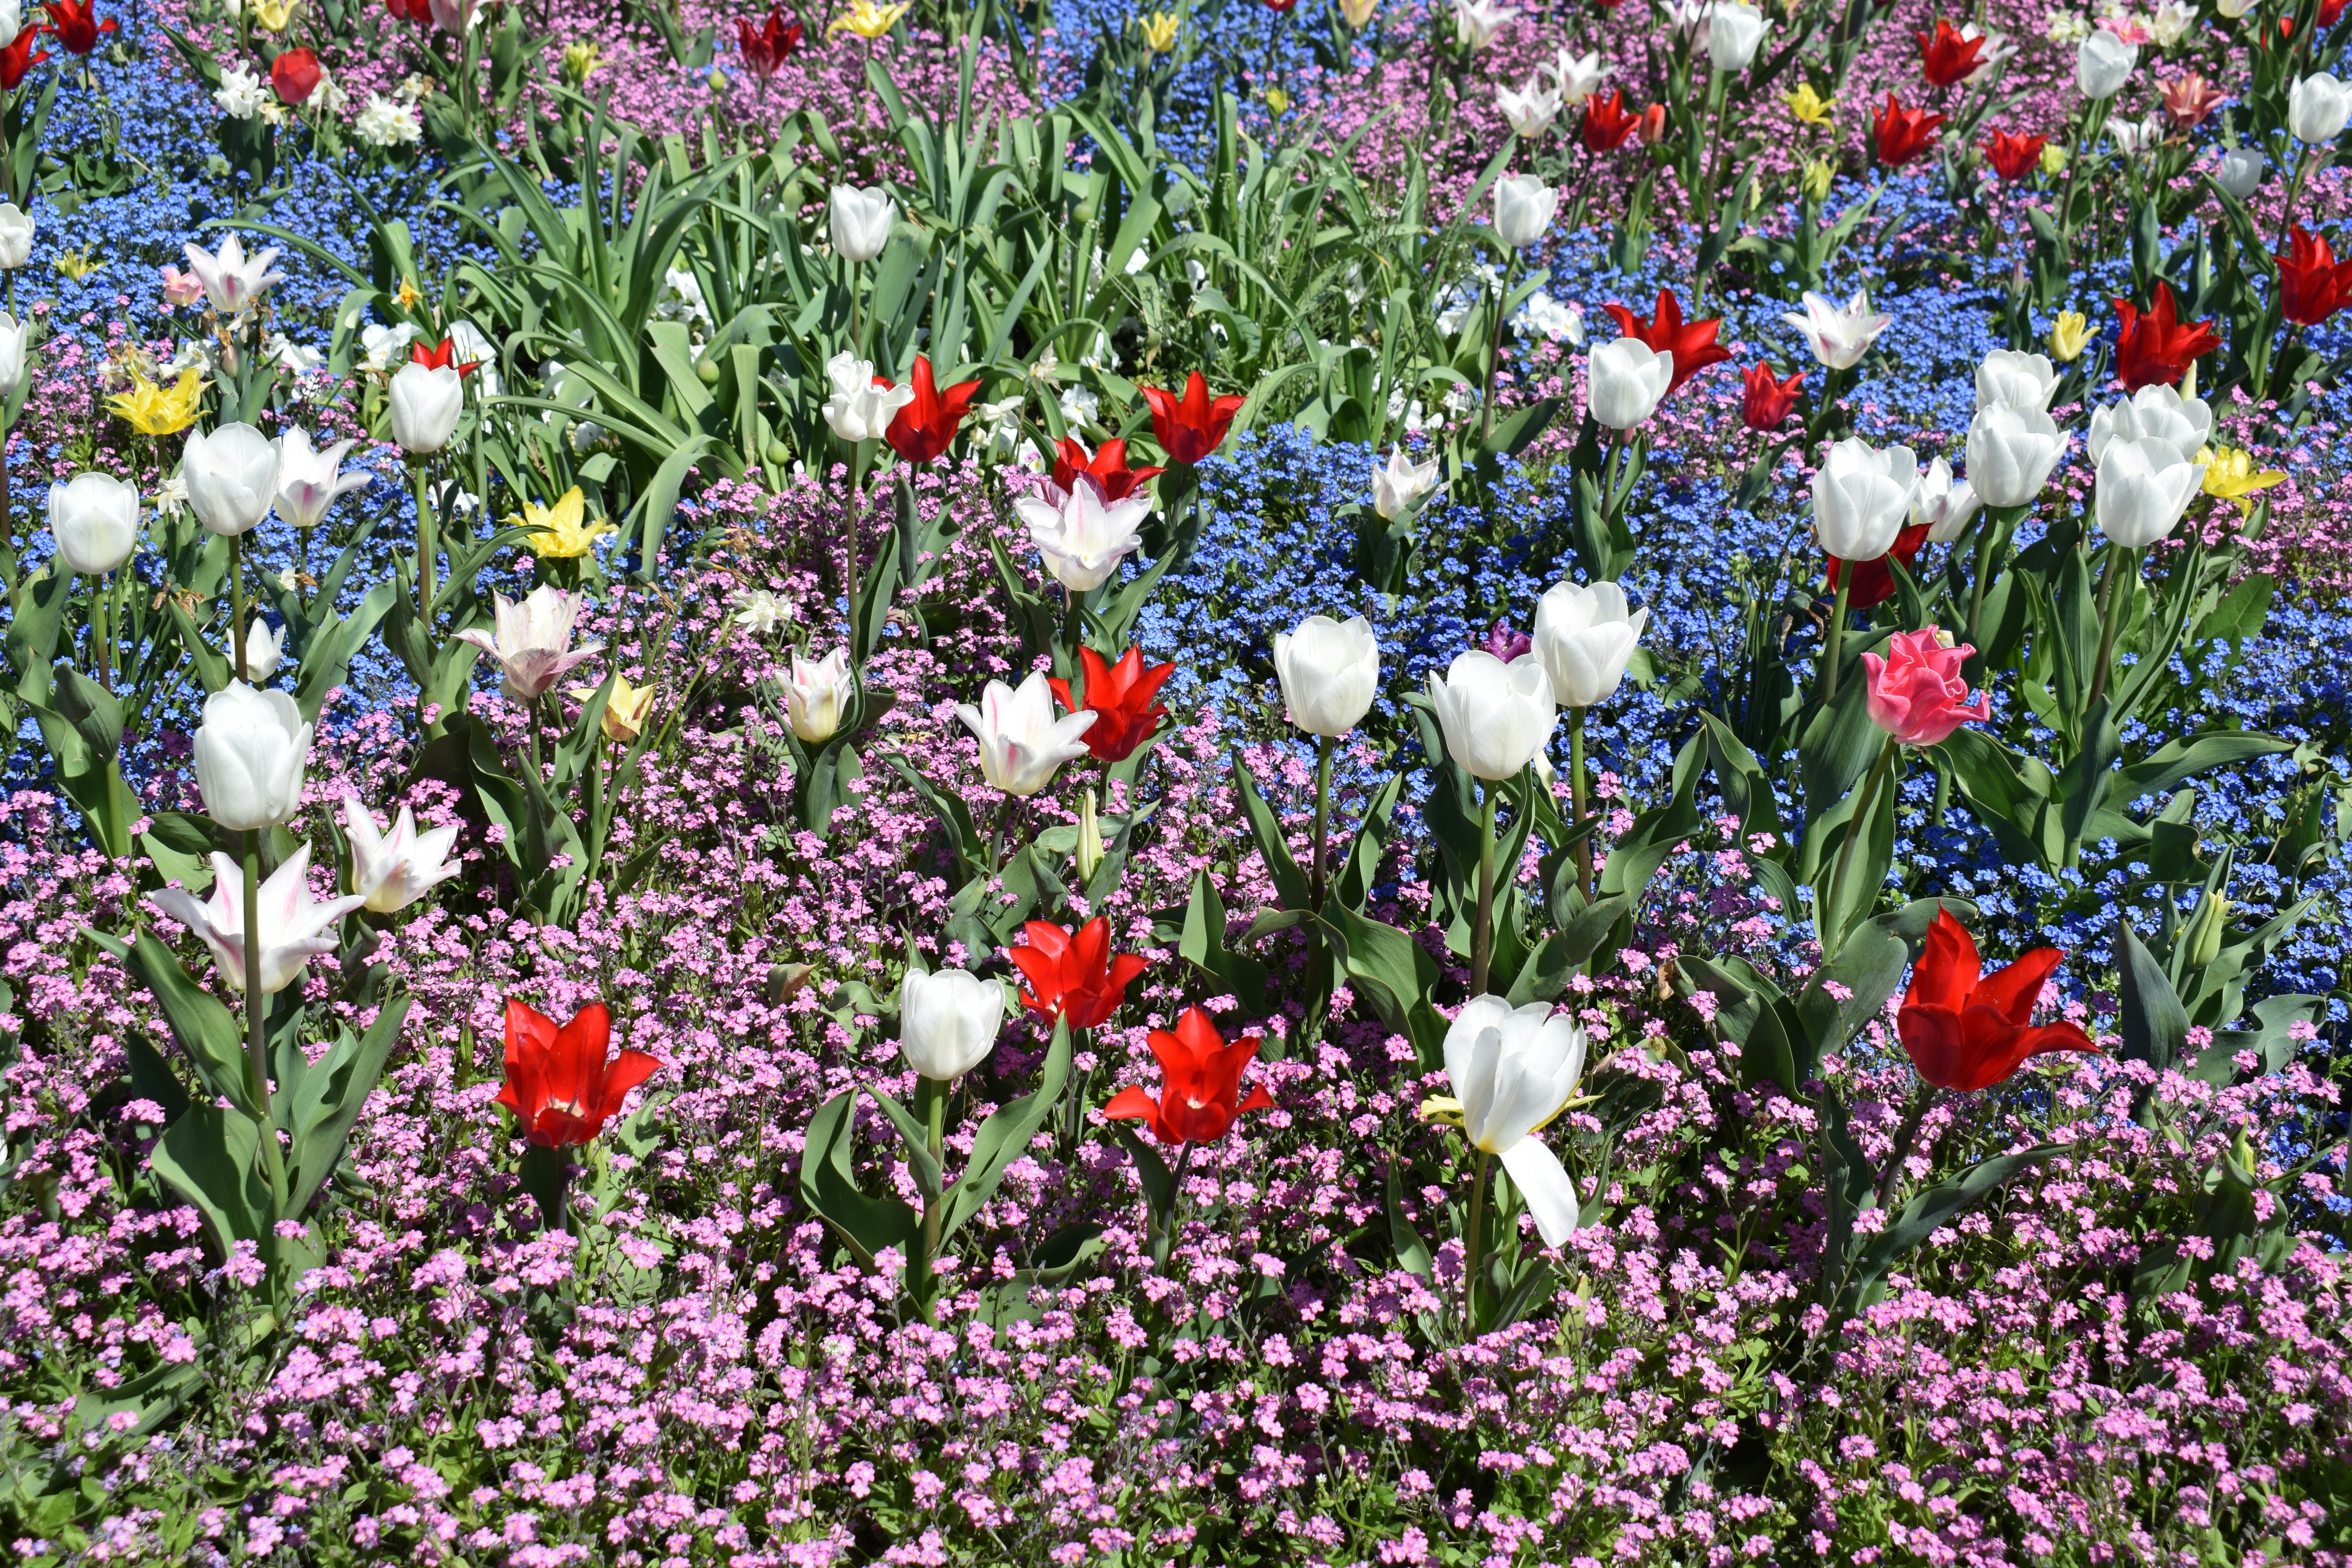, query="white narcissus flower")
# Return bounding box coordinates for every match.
[47,472,138,575]
[1496,78,1564,138]
[786,646,857,744]
[2288,73,2352,143]
[2095,437,2207,547]
[182,233,283,316]
[1452,0,1517,49]
[2086,383,2212,466]
[355,92,423,147]
[955,671,1097,797]
[1974,348,2058,412]
[192,682,312,832]
[1371,446,1439,520]
[1443,995,1589,1247]
[898,966,1005,1082]
[389,362,463,454]
[1428,649,1556,781]
[1915,457,1981,544]
[182,423,280,539]
[819,351,915,443]
[1547,47,1604,105]
[1586,338,1673,429]
[1782,288,1893,370]
[452,585,606,702]
[343,794,462,914]
[828,185,895,263]
[1811,437,1920,562]
[1274,614,1381,737]
[273,428,371,530]
[1015,480,1149,592]
[1532,579,1647,708]
[1964,405,2067,509]
[147,845,364,995]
